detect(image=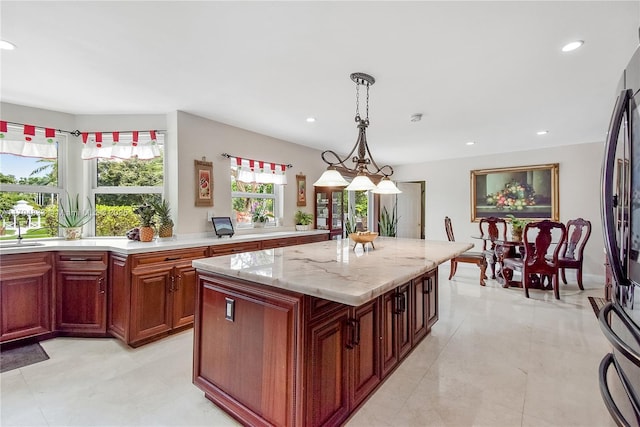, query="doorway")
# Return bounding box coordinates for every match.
[396,181,425,239]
